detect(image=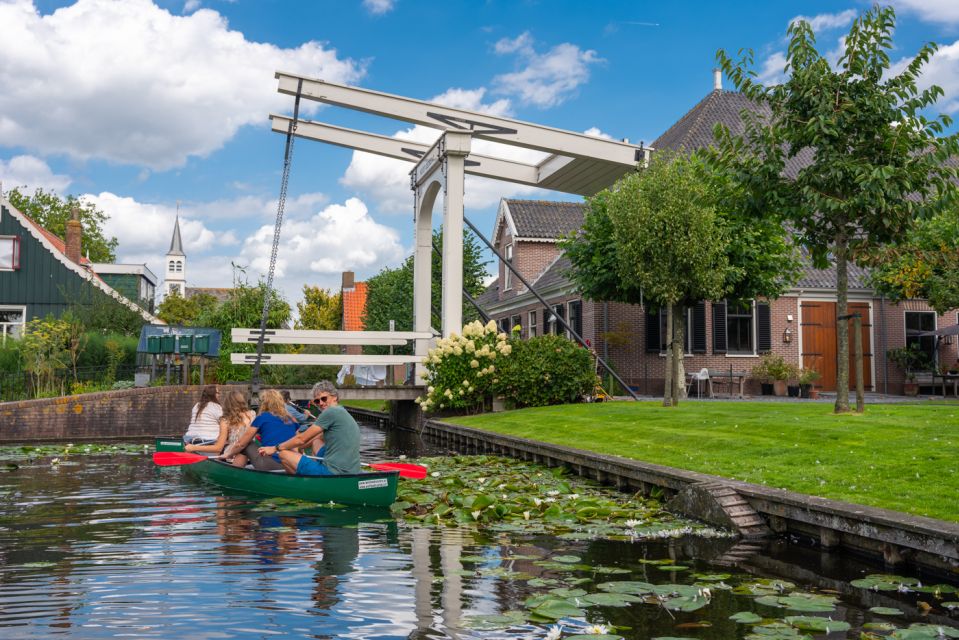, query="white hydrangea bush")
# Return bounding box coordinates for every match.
[416,320,511,413]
